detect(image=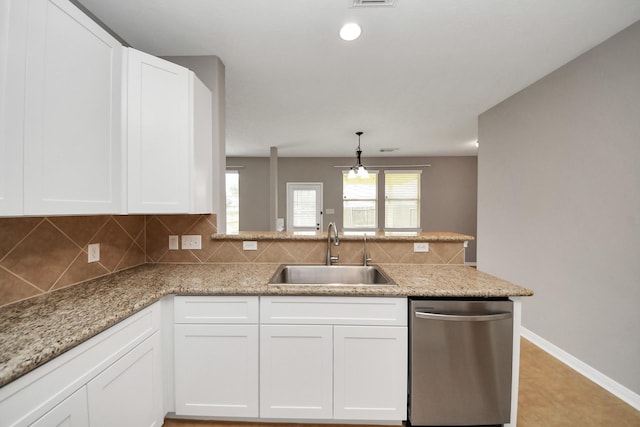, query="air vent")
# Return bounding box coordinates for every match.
[352,0,397,7]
